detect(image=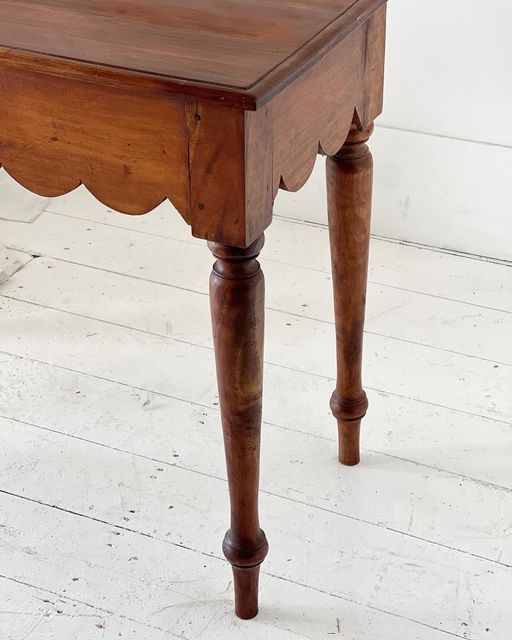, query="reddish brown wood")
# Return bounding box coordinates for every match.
[0,5,385,248]
[0,0,385,108]
[0,68,191,217]
[208,236,268,619]
[327,122,374,466]
[0,0,388,619]
[269,7,386,195]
